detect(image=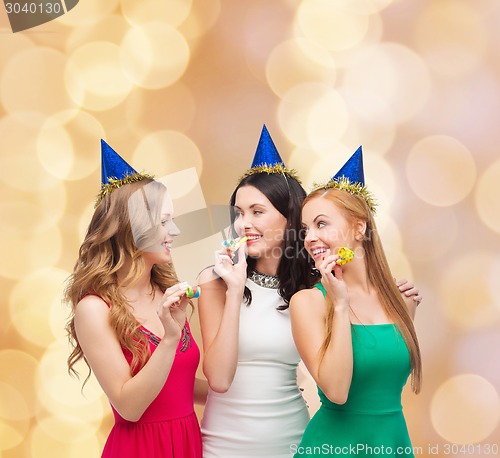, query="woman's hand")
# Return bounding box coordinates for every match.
[213,240,247,293]
[157,284,189,342]
[396,278,422,306]
[317,253,349,310]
